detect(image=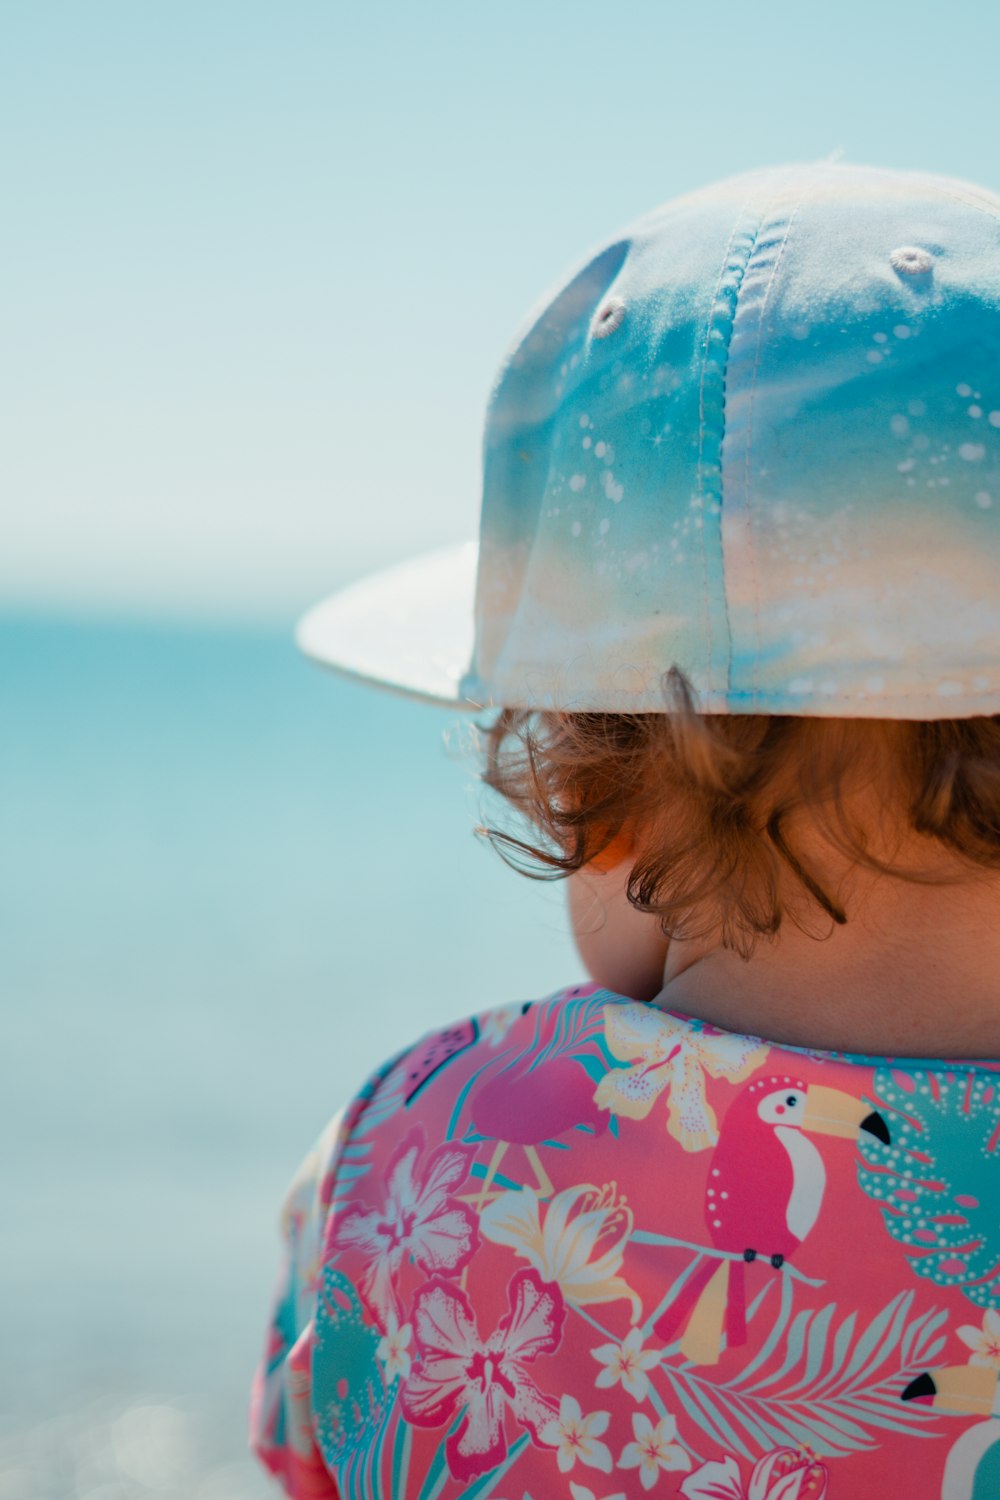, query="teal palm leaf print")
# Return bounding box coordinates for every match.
[662,1288,945,1460]
[858,1067,1000,1308]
